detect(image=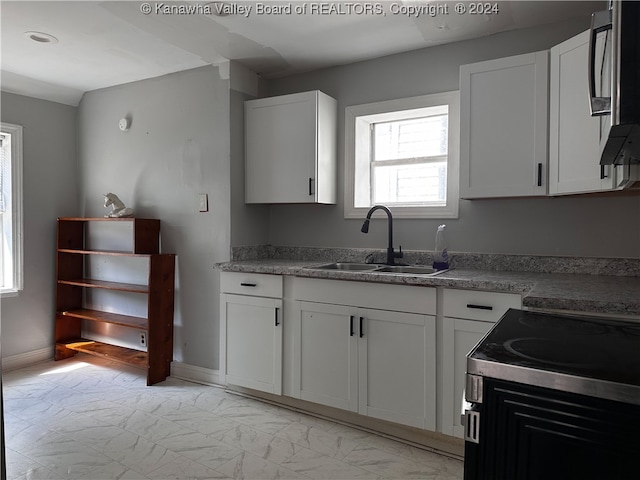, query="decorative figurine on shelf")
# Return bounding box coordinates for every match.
[103,193,134,218]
